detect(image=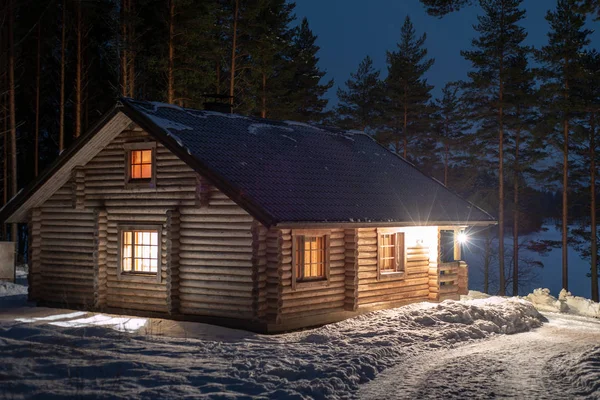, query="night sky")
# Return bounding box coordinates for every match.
[295,0,600,106]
